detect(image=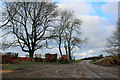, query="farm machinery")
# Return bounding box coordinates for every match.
[45,53,57,62]
[34,54,43,62]
[2,52,32,64]
[45,53,69,63]
[2,52,19,64]
[59,55,69,63]
[1,52,70,64]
